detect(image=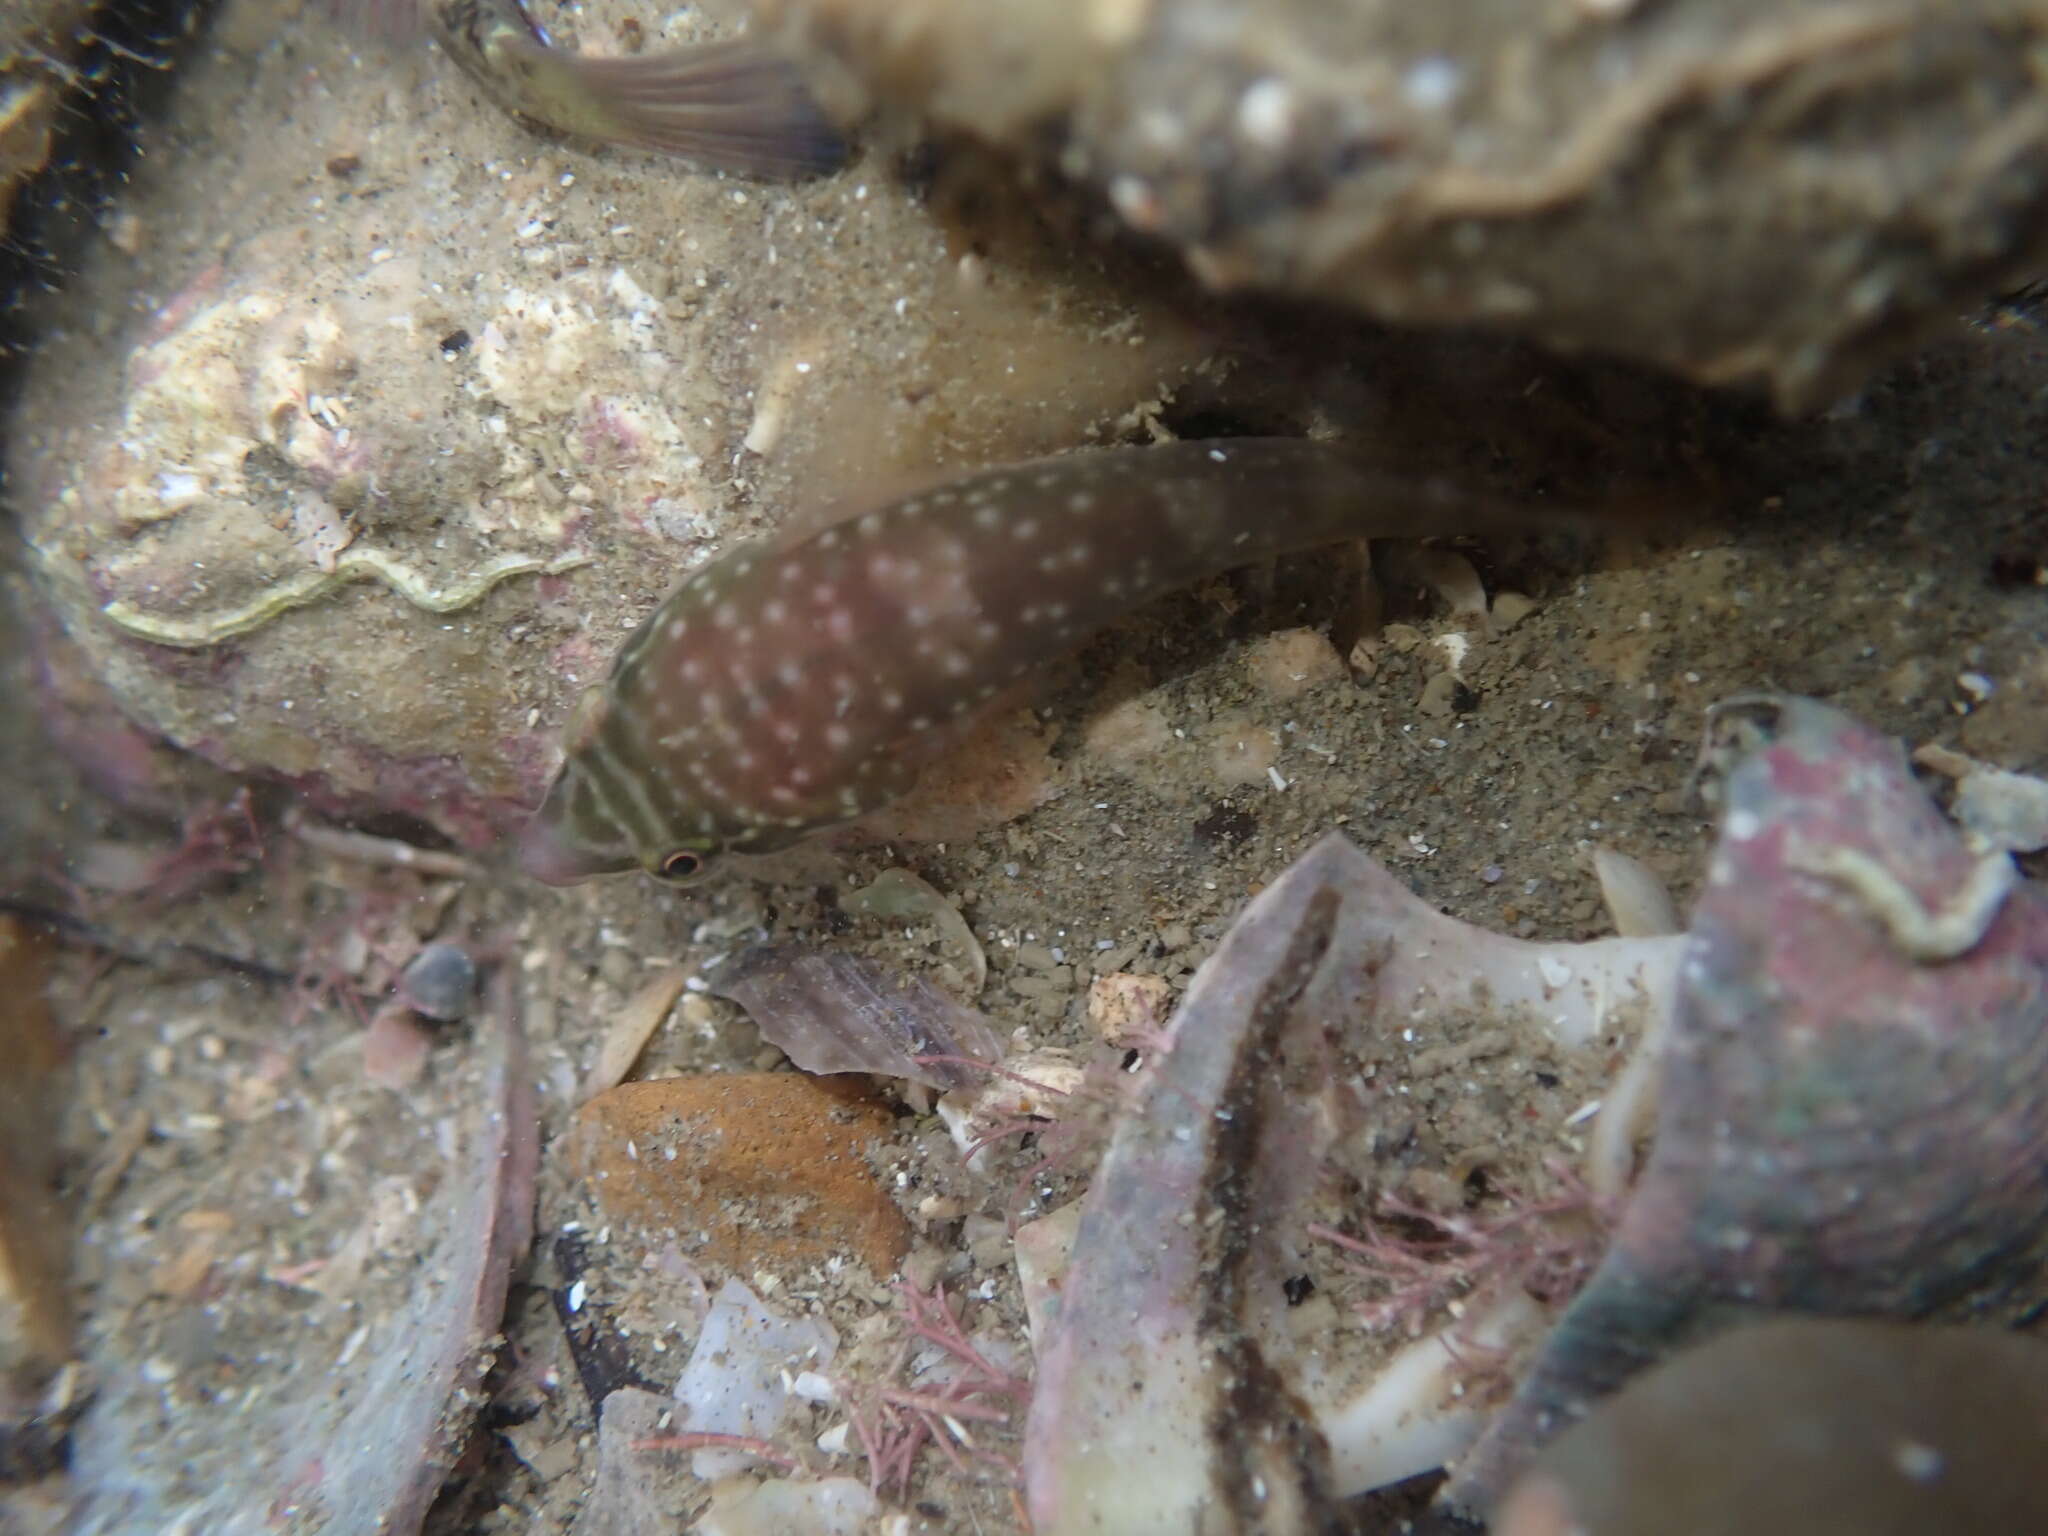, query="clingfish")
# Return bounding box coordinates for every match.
[340,0,845,178]
[520,438,1558,885]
